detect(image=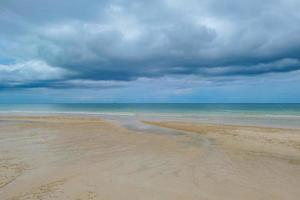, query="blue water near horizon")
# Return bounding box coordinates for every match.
[0,103,300,116]
[1,103,300,128]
